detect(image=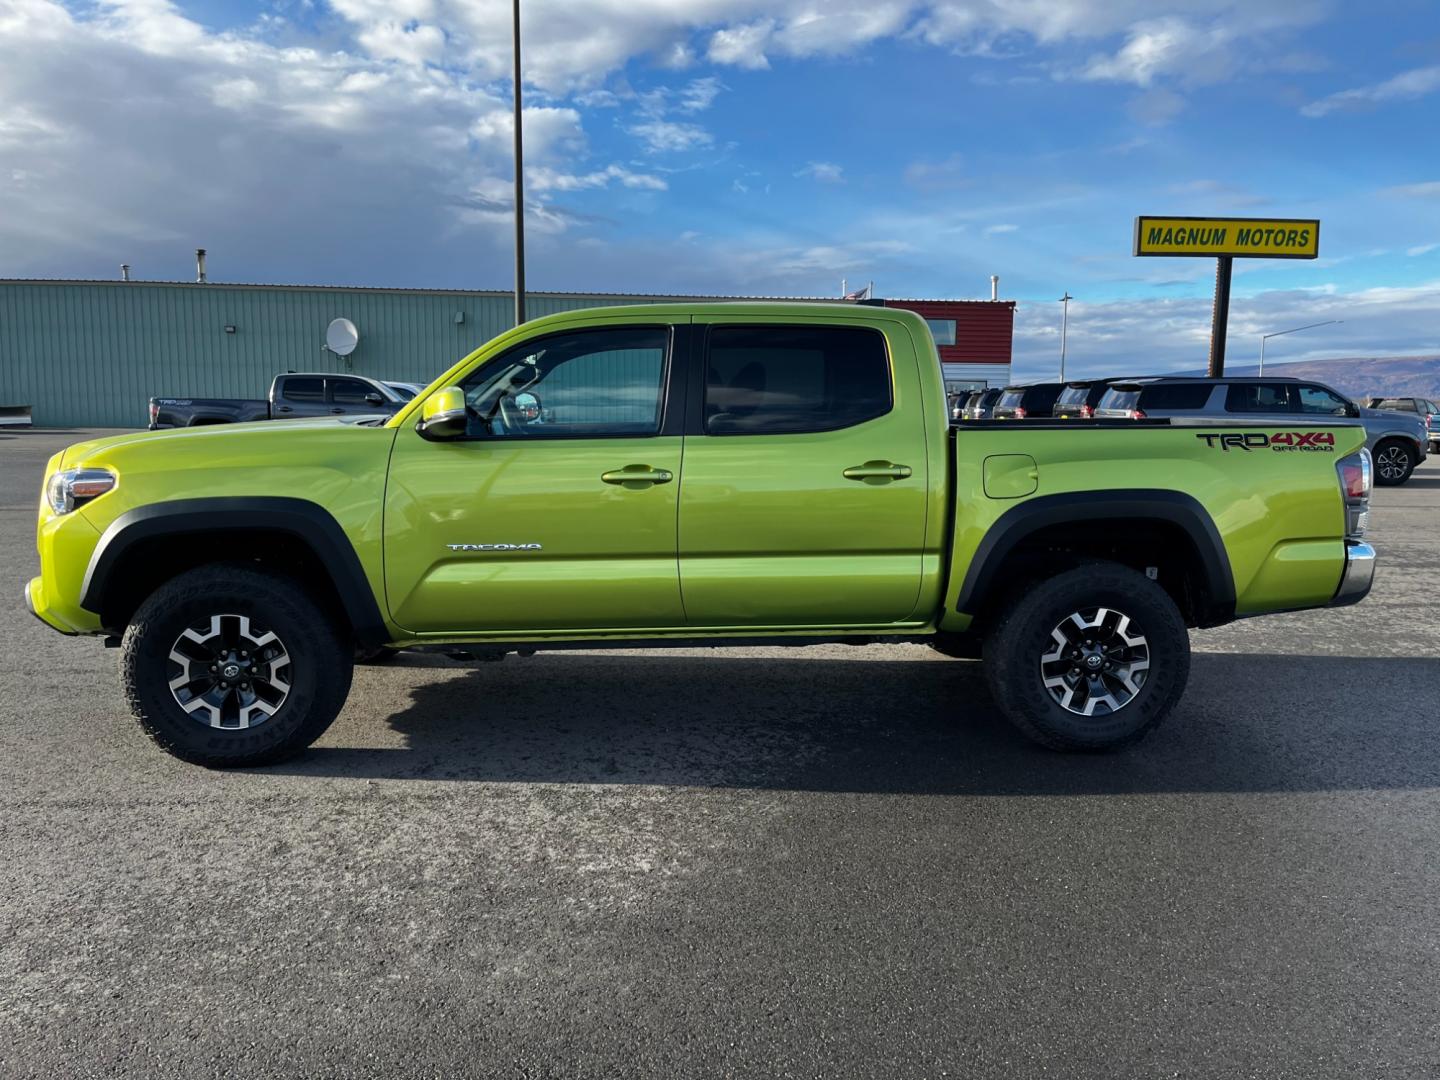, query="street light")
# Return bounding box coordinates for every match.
[511,0,526,326]
[1058,292,1073,381]
[1258,319,1342,375]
